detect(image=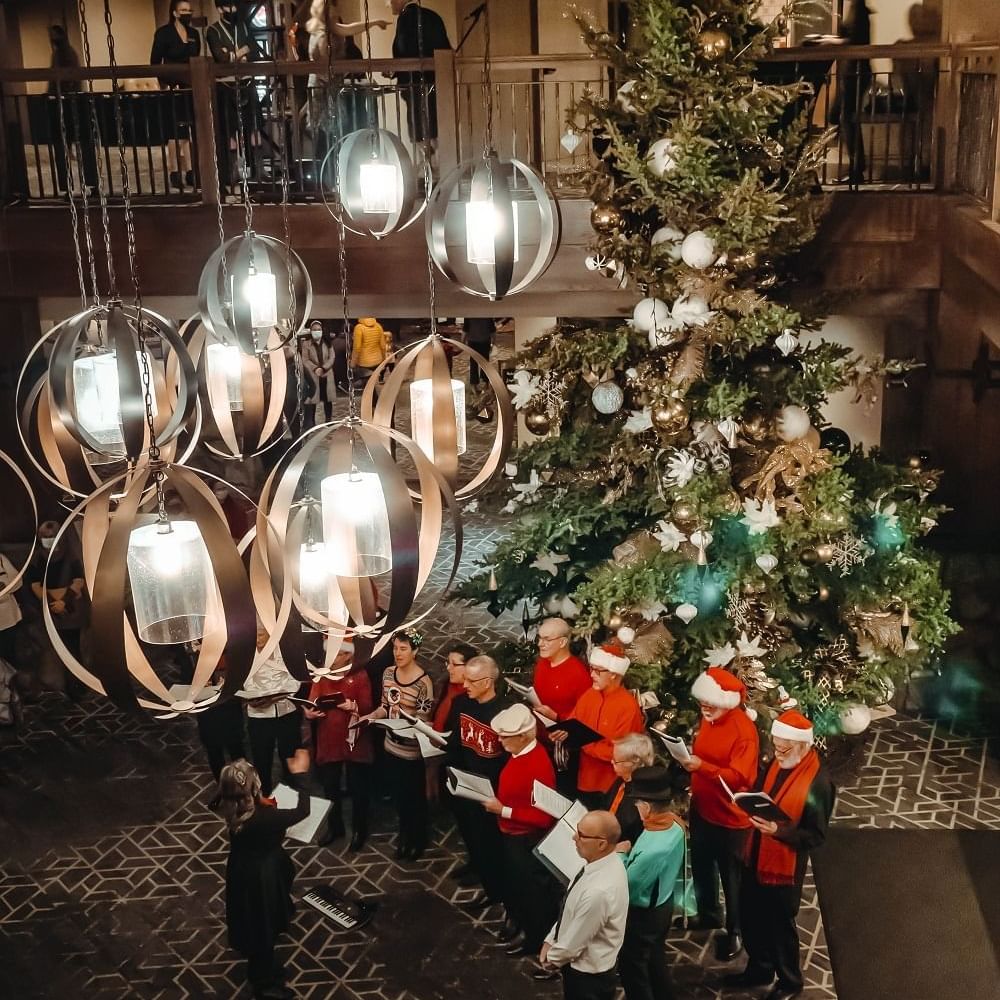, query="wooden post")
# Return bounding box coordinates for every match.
[189,56,219,207]
[932,46,960,195]
[992,54,1000,221]
[435,48,459,175]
